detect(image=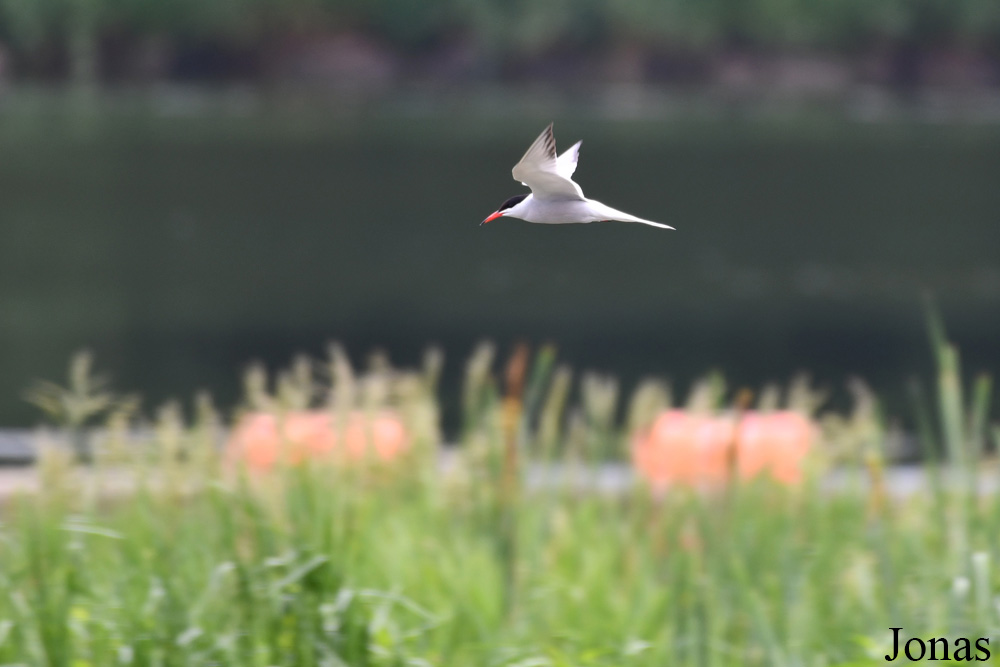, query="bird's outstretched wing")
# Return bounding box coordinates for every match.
[511,124,585,201]
[557,140,582,179]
